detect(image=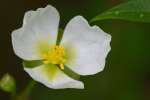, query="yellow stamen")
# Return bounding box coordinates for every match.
[60,64,64,70]
[42,45,66,70]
